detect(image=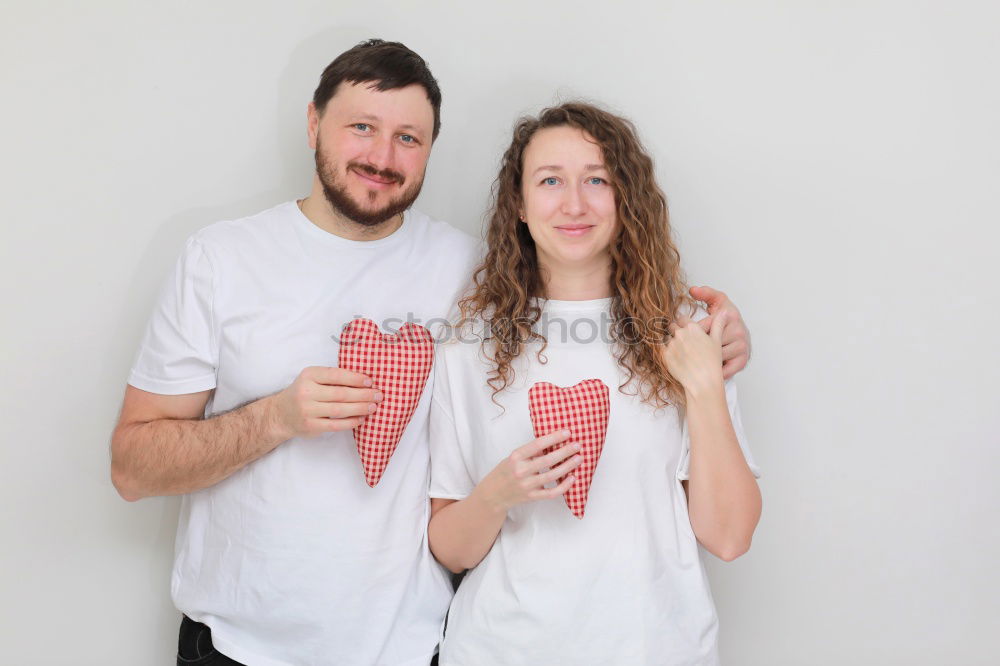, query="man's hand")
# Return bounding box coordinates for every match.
[688,286,751,380]
[111,366,382,500]
[269,366,383,440]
